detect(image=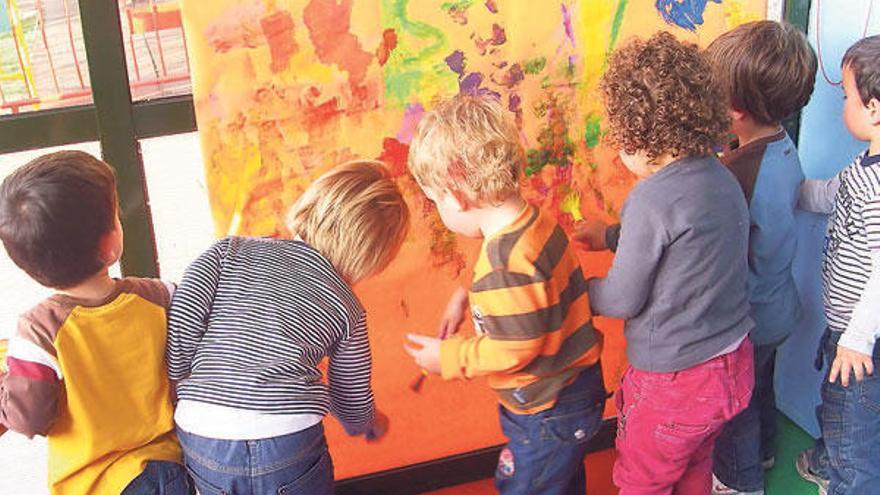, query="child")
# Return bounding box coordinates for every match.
[588,32,754,494]
[0,151,187,495]
[796,35,880,495]
[167,161,408,495]
[404,94,606,495]
[702,21,817,495]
